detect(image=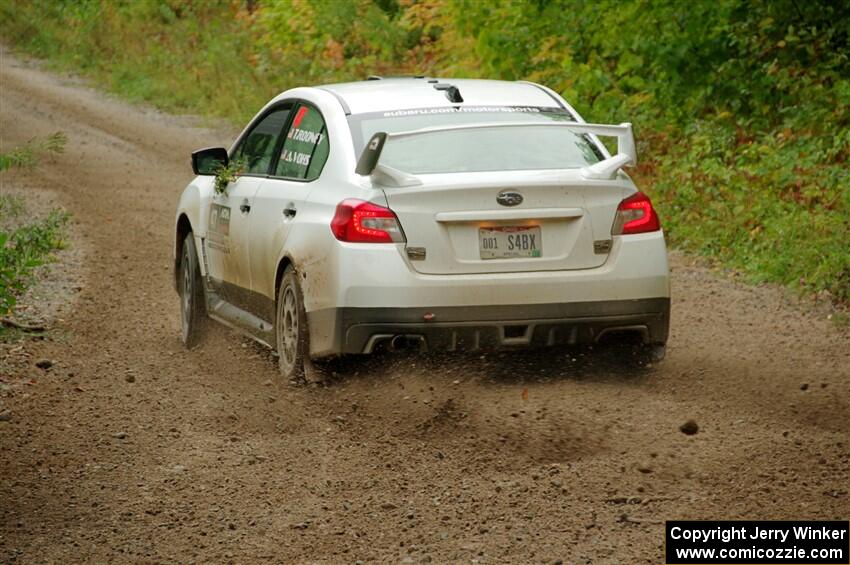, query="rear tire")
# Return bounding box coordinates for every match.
[179,233,207,348]
[276,266,308,381]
